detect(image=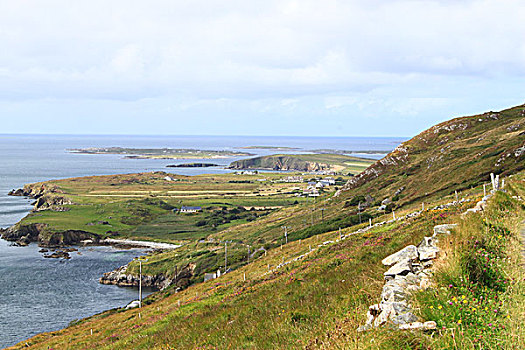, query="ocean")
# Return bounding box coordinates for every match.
[0,134,403,347]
